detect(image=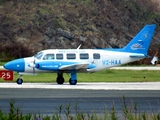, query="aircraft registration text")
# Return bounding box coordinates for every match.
[102,60,121,65]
